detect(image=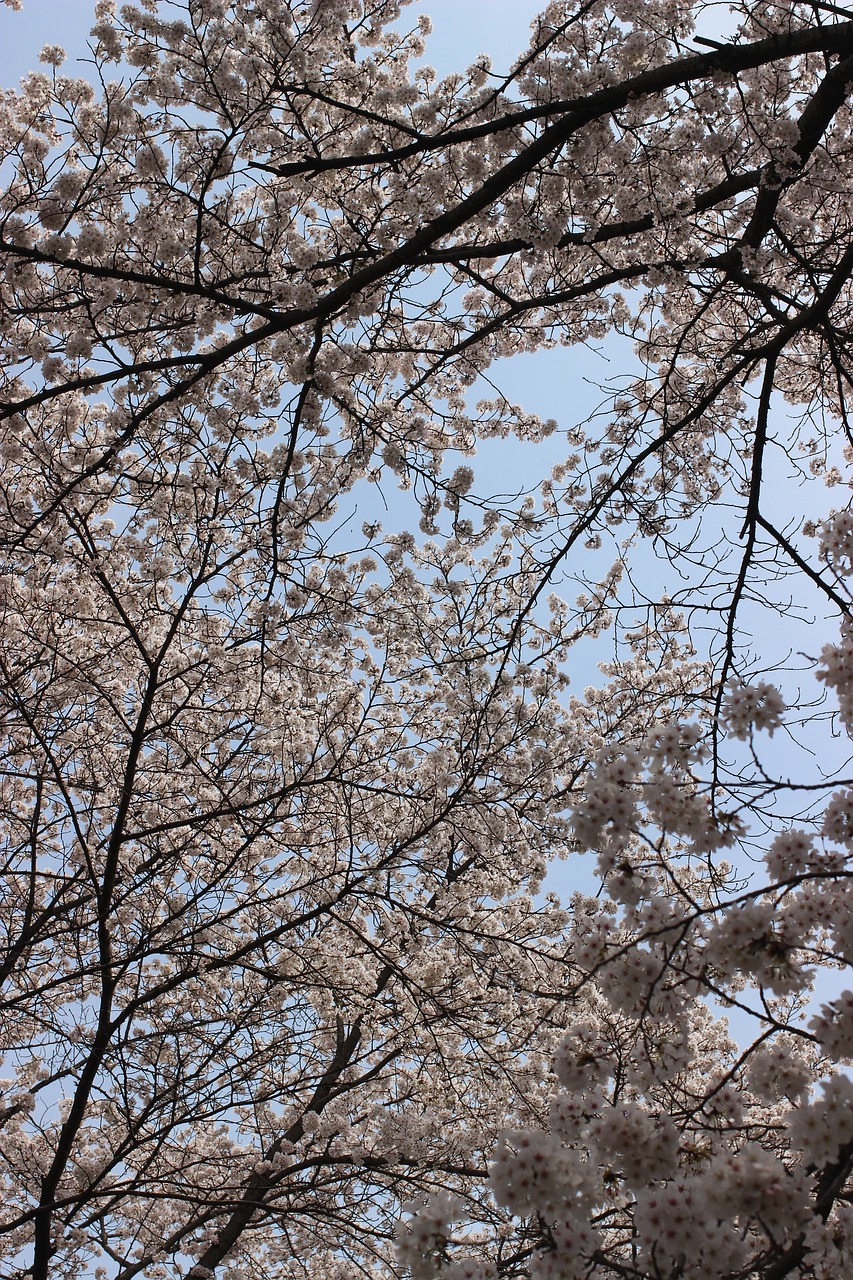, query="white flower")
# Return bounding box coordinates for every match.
[720,679,785,739]
[39,44,65,66]
[788,1075,853,1166]
[809,991,853,1059]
